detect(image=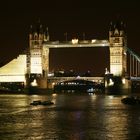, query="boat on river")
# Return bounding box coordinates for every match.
[30,100,54,106]
[121,96,140,105]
